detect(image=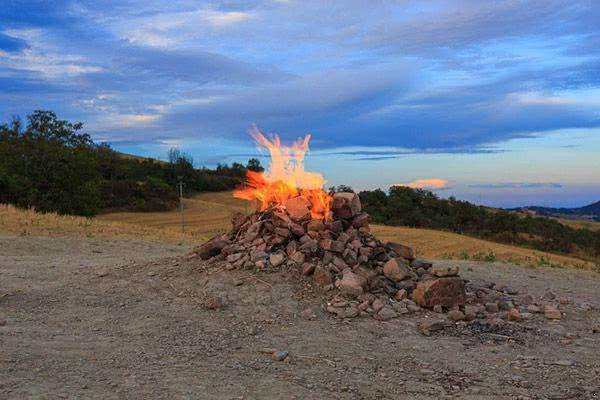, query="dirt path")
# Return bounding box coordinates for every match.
[1,235,600,399]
